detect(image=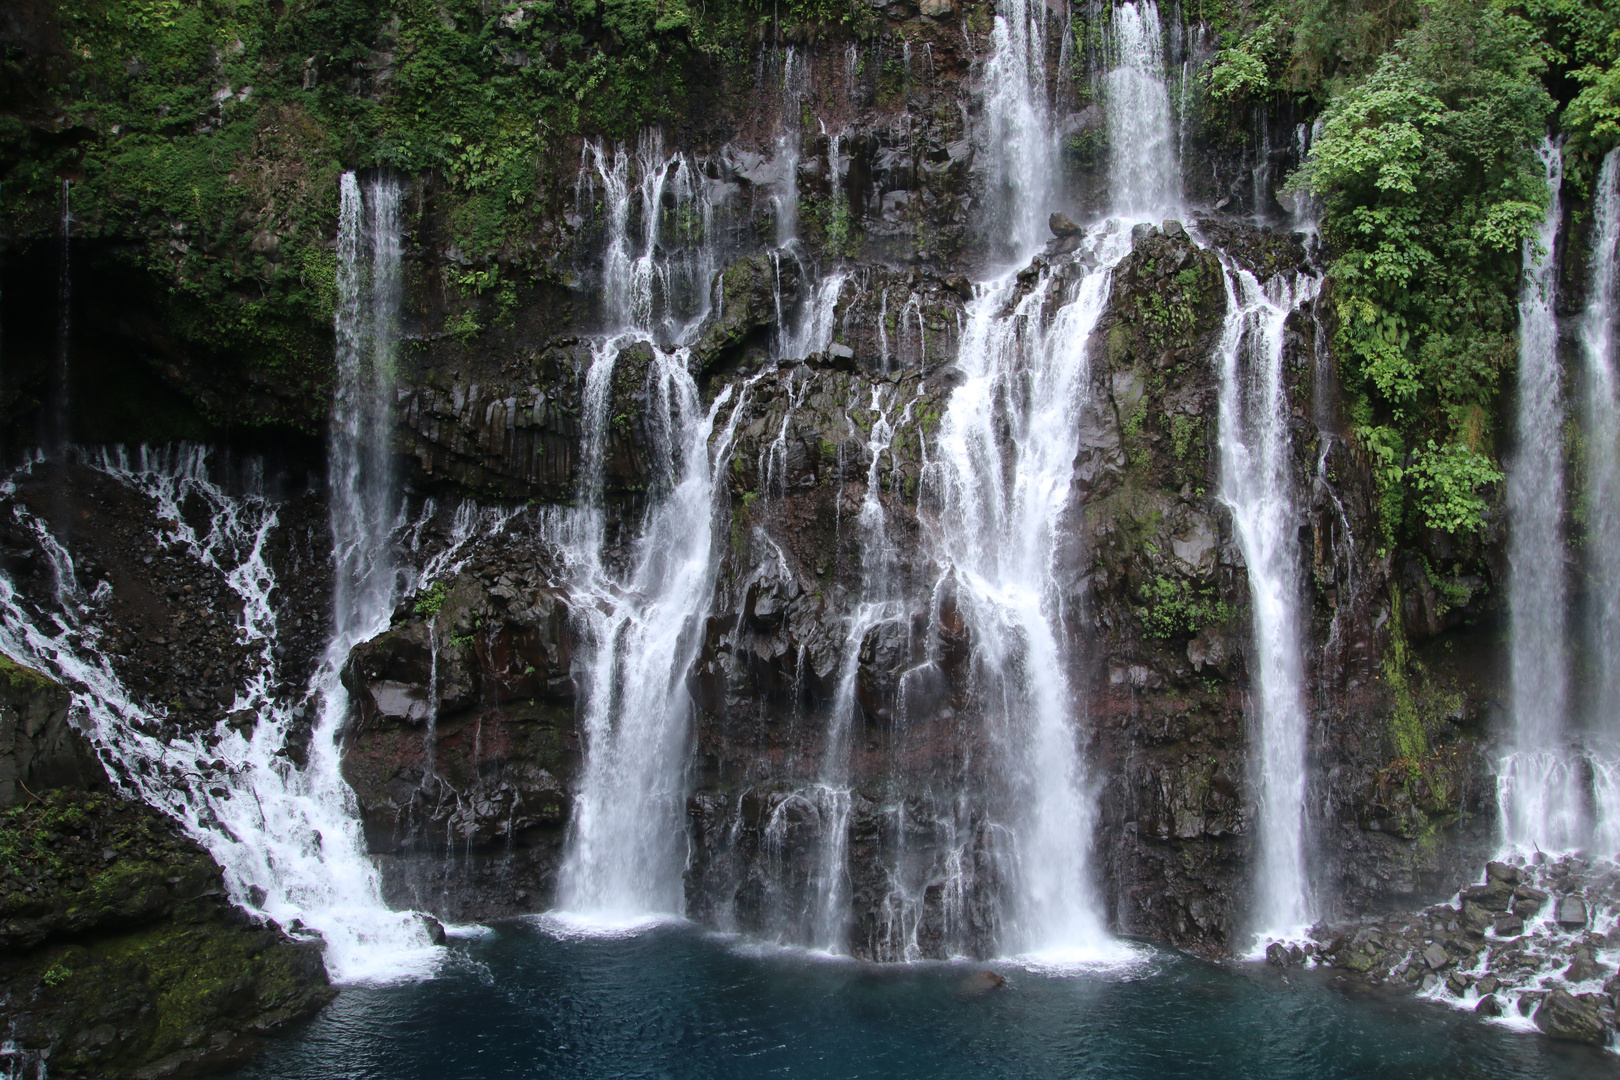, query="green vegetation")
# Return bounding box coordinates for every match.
[413,580,449,616]
[1196,0,1618,541]
[0,0,882,407]
[1139,574,1232,640]
[1294,1,1552,541]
